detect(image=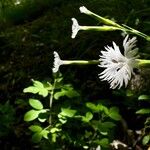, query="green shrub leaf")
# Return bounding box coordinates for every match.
[32,132,42,143]
[142,135,150,145]
[54,88,79,100]
[29,125,42,132]
[33,80,44,88]
[108,107,121,120]
[86,103,98,112]
[38,88,48,97]
[24,110,40,121]
[60,108,77,117]
[82,112,93,122]
[136,109,150,114]
[29,99,43,110]
[138,95,150,101]
[23,80,48,97]
[23,86,39,94]
[99,138,109,148]
[41,129,49,139]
